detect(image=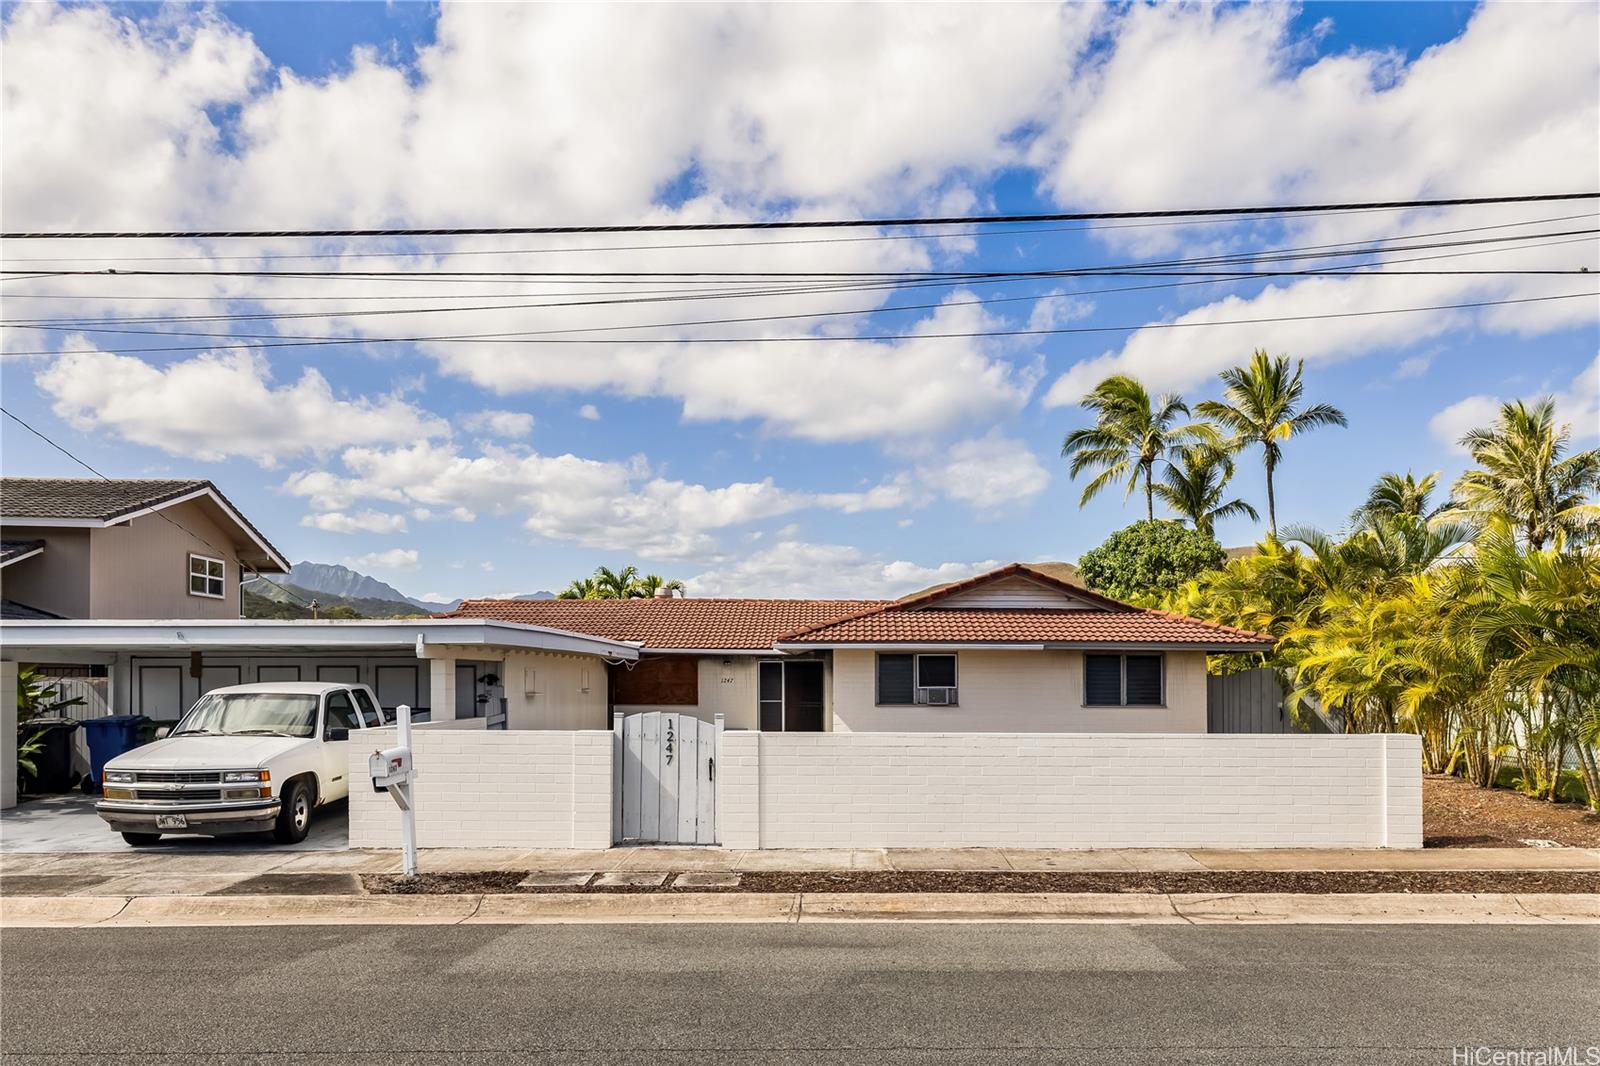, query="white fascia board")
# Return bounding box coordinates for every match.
[0,517,103,528]
[1040,641,1273,652]
[0,618,639,660]
[771,642,1049,652]
[0,545,46,568]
